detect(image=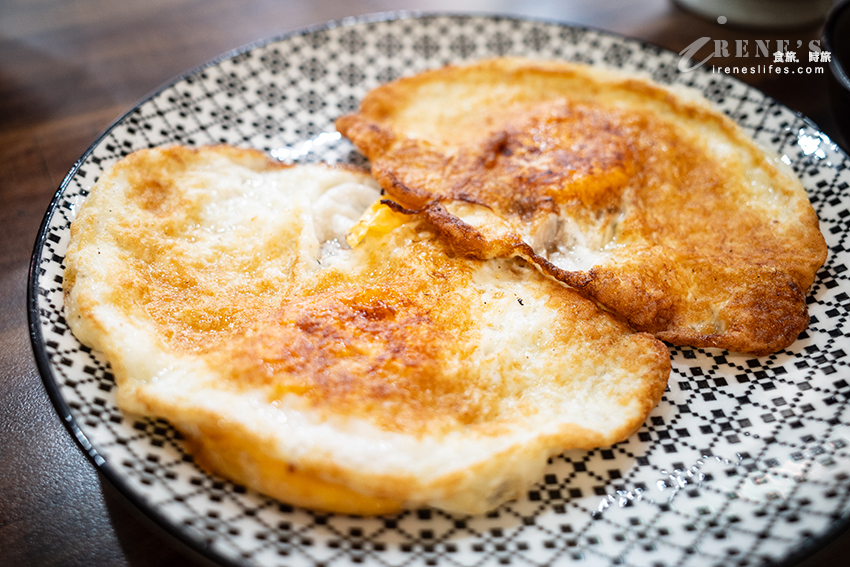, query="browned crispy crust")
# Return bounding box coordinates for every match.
[64,145,671,515]
[337,57,828,356]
